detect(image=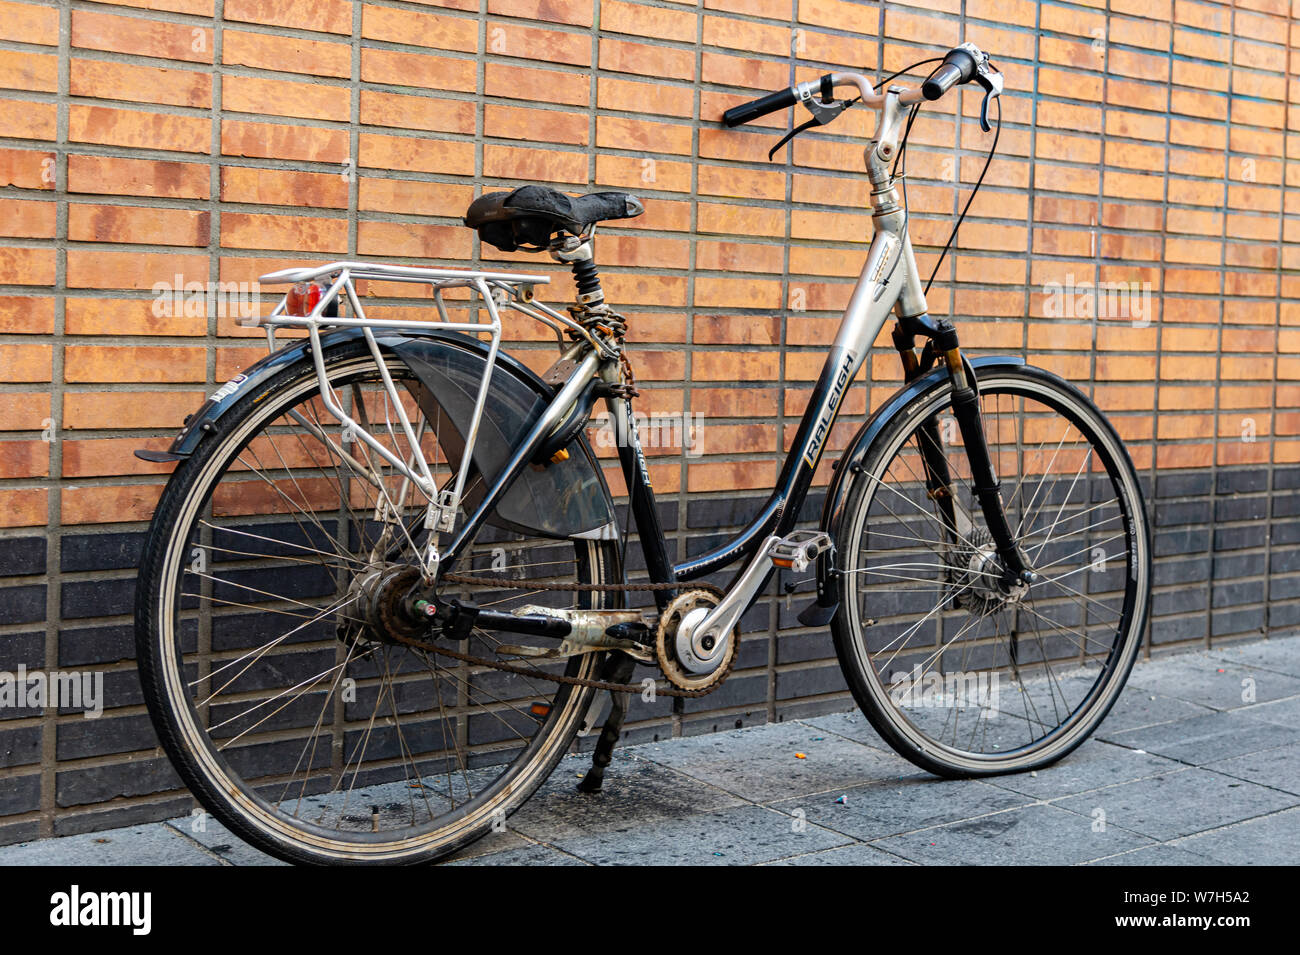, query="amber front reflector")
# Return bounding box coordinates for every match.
[530,703,552,717]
